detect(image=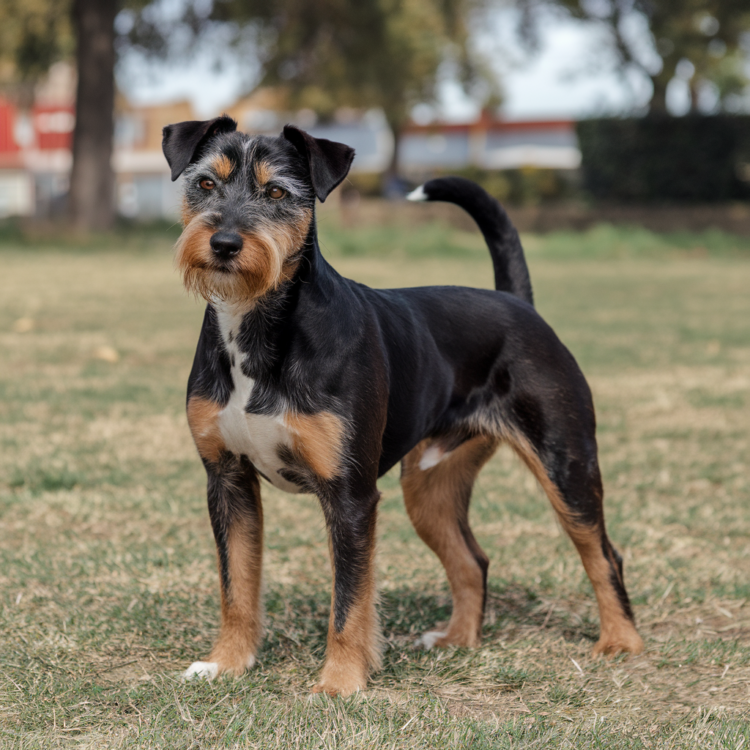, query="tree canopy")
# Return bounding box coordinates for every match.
[516,0,750,113]
[0,0,74,104]
[119,0,500,174]
[121,0,499,173]
[212,0,494,129]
